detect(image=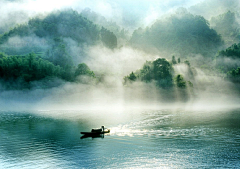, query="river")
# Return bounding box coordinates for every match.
[0,108,240,168]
